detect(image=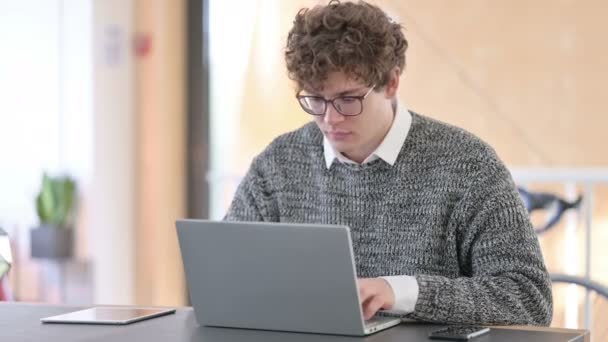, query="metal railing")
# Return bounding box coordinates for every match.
[511,167,608,330]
